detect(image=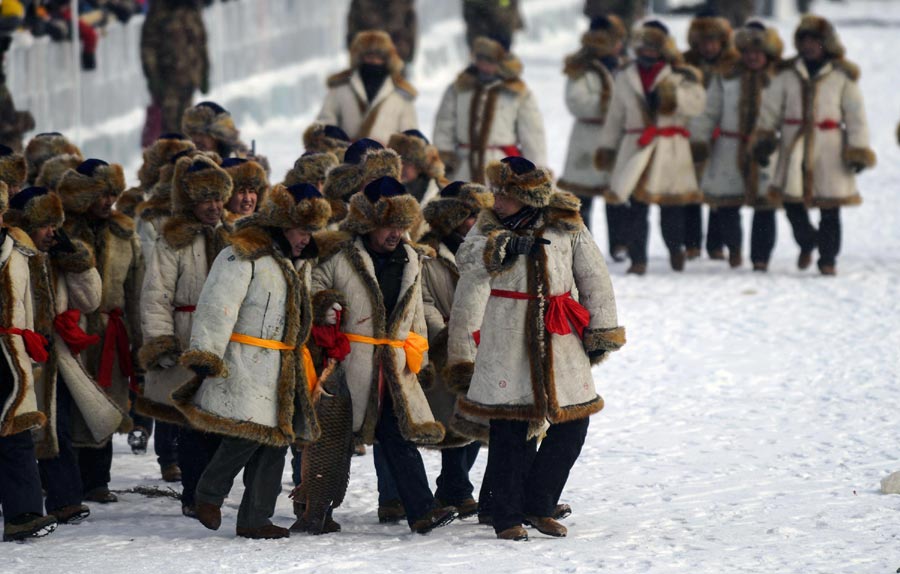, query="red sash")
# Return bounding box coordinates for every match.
[489,289,591,338]
[626,126,691,148]
[784,118,841,130]
[459,143,522,157]
[174,305,196,313]
[53,309,100,354]
[97,308,134,389]
[0,327,49,363]
[712,127,748,142]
